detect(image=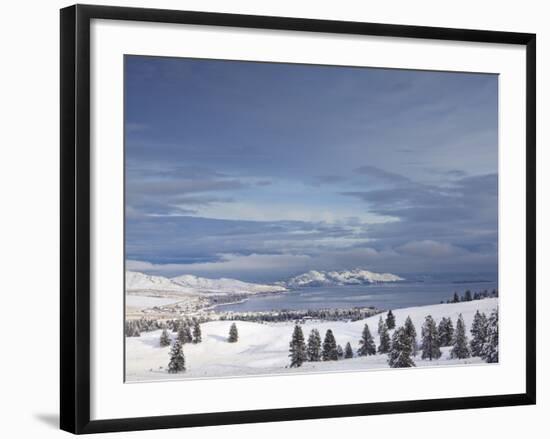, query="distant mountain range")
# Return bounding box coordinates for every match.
[126,268,403,295]
[279,269,404,288]
[126,271,287,295]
